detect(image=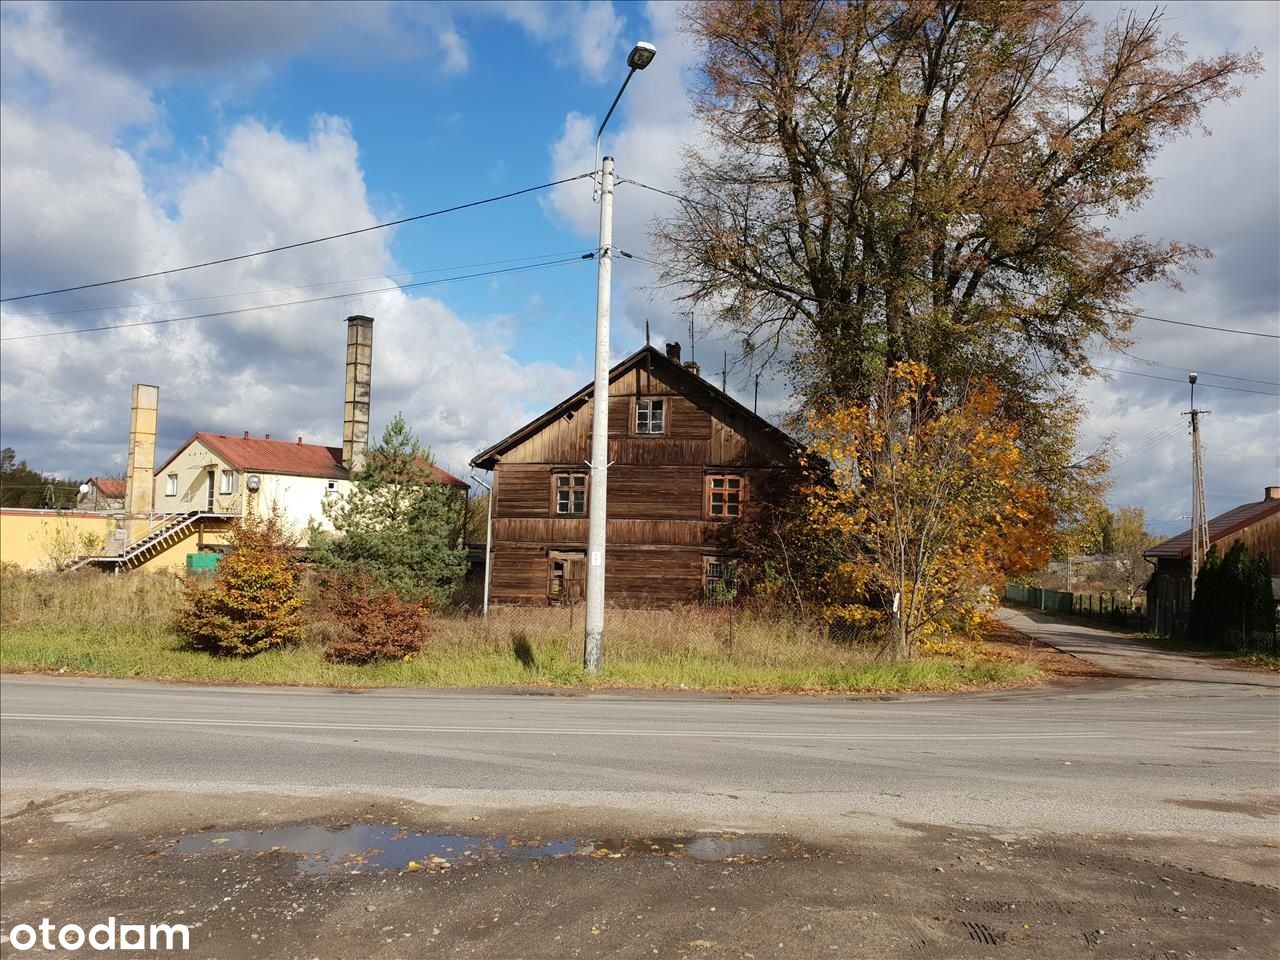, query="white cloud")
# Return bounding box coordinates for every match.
[482,0,625,82]
[0,5,583,483]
